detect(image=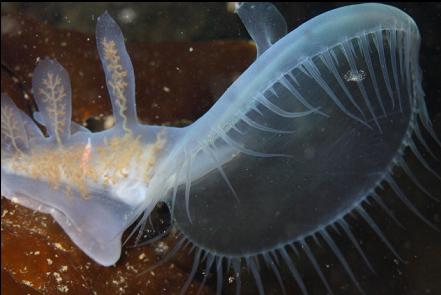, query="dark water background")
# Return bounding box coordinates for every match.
[2,2,440,125]
[2,3,440,295]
